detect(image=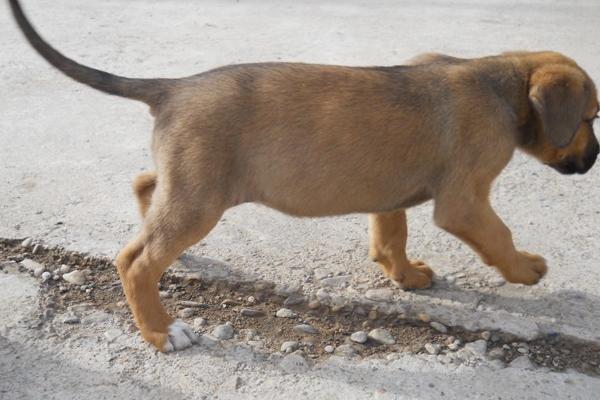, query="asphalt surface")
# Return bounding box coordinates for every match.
[2,0,600,398]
